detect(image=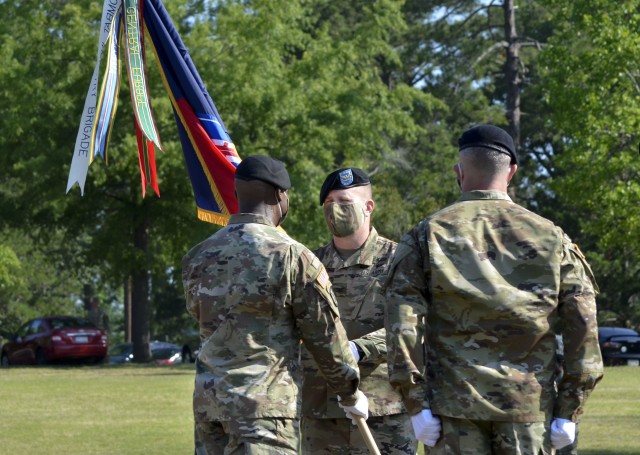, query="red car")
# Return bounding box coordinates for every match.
[0,316,108,366]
